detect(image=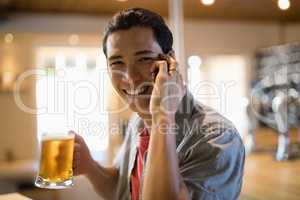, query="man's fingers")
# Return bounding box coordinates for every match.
[69,131,86,146]
[167,56,178,76]
[72,141,81,175]
[75,133,85,143]
[158,60,168,73]
[73,144,80,162]
[158,53,178,75]
[73,160,79,175]
[74,143,80,150]
[73,157,79,168]
[156,60,168,81]
[72,151,80,175]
